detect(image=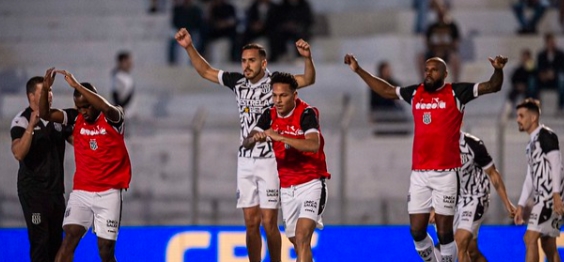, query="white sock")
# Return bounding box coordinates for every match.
[414,234,439,262]
[439,241,457,262]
